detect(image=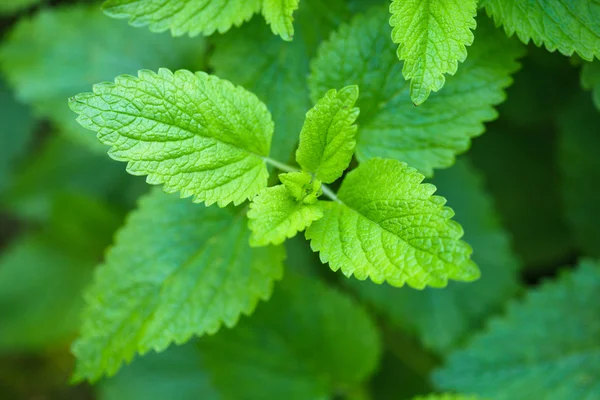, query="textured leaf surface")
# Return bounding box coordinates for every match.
[0,4,205,152]
[558,94,600,257]
[0,80,35,195]
[306,159,479,288]
[310,8,524,176]
[349,160,520,352]
[248,185,324,246]
[390,0,477,105]
[435,259,600,399]
[480,0,600,61]
[262,0,299,41]
[99,343,219,400]
[210,0,351,161]
[70,69,273,207]
[72,189,284,381]
[296,86,359,183]
[199,274,381,400]
[279,171,322,204]
[102,0,261,37]
[581,61,600,111]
